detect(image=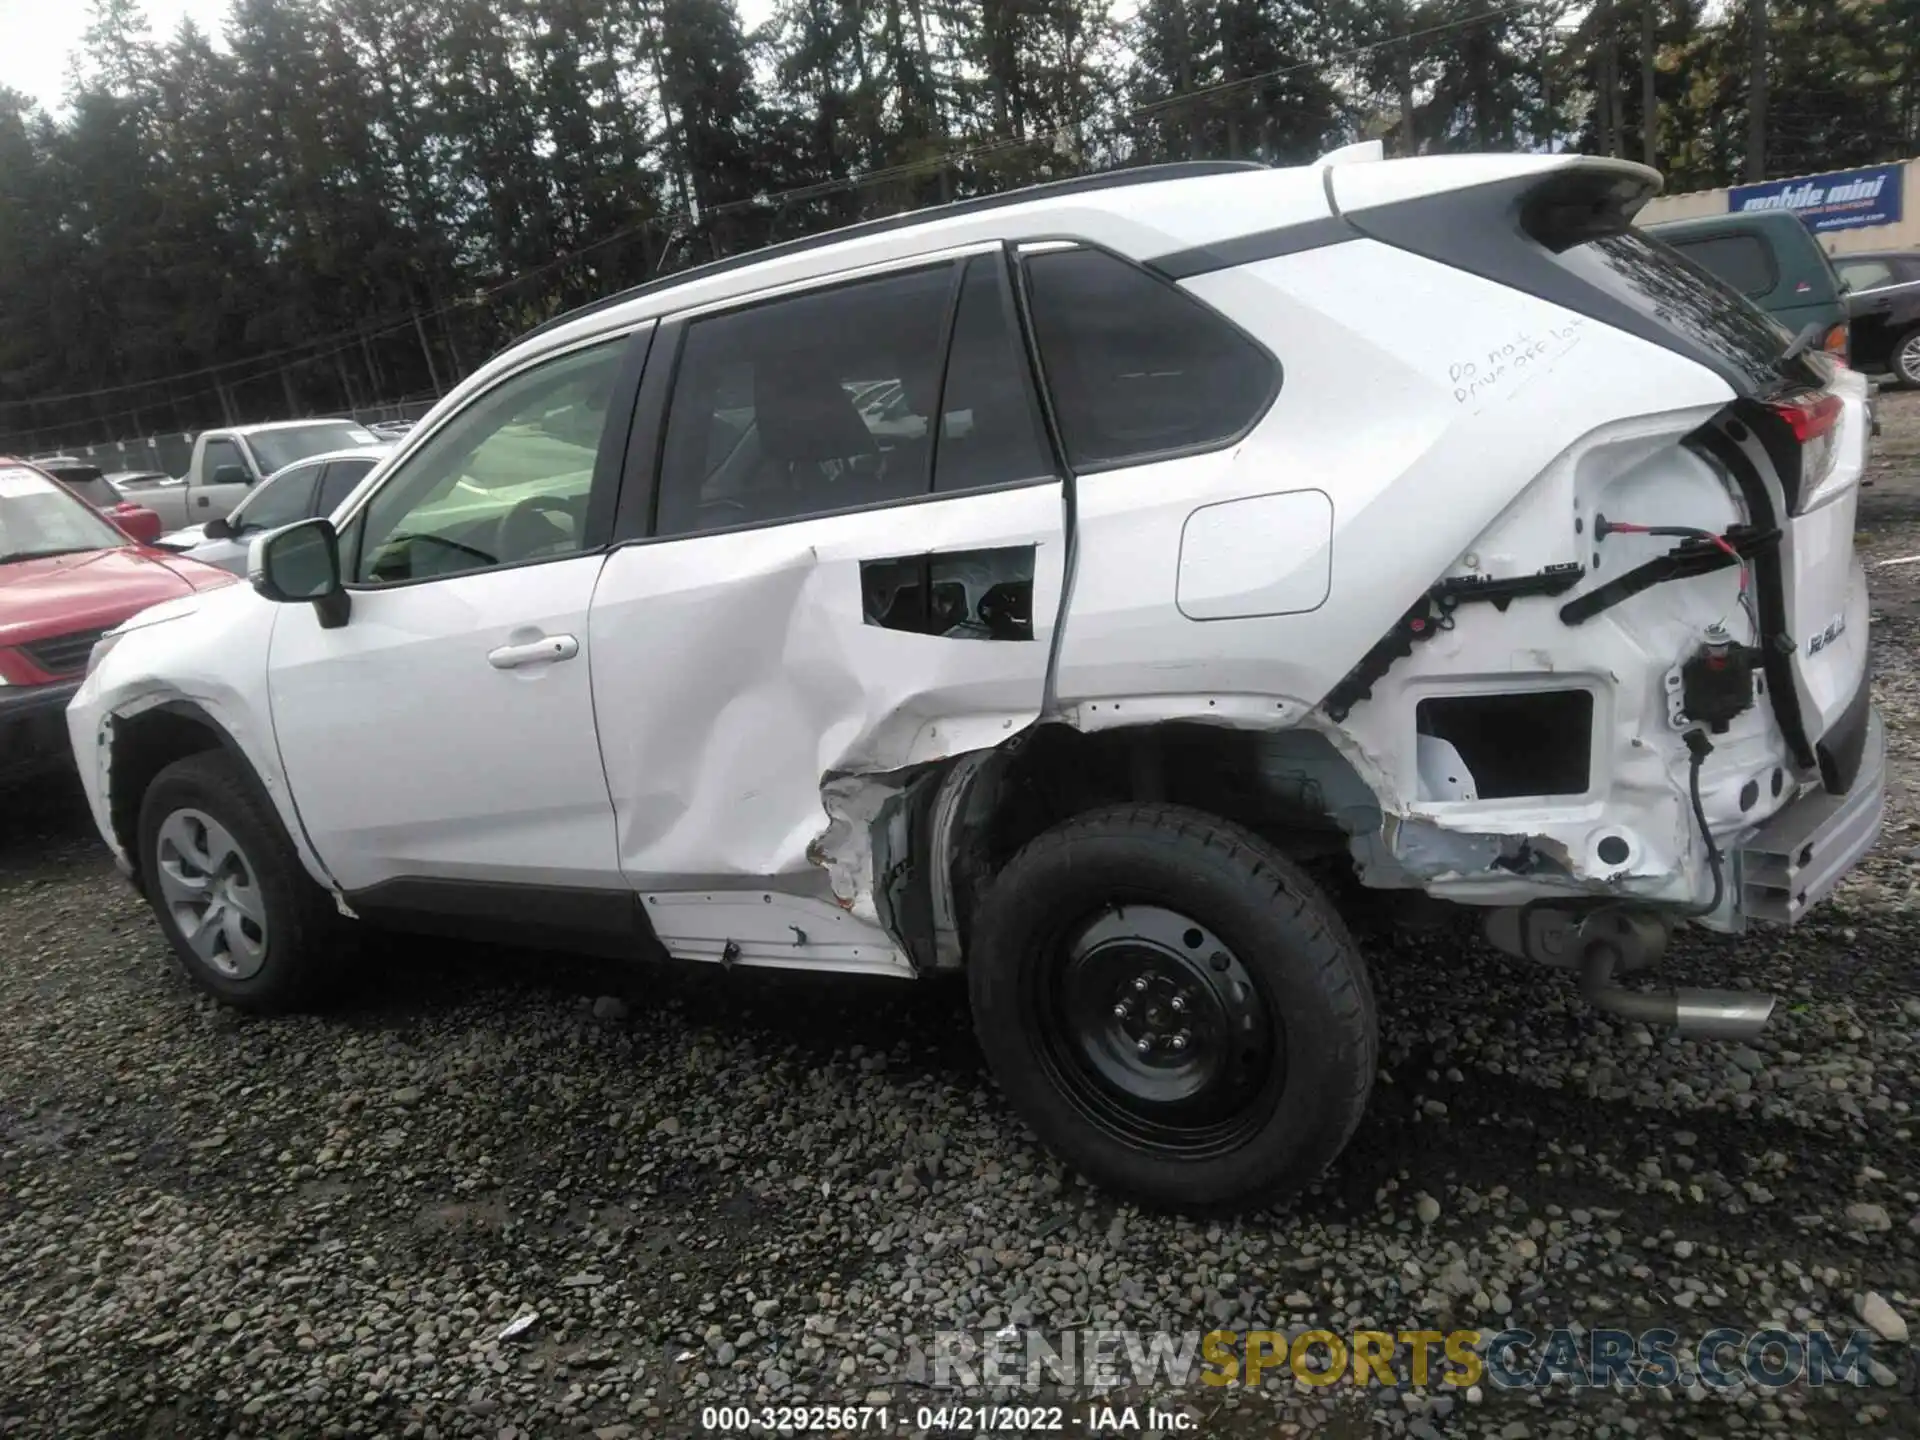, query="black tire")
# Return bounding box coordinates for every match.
[136,750,346,1013]
[968,803,1376,1212]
